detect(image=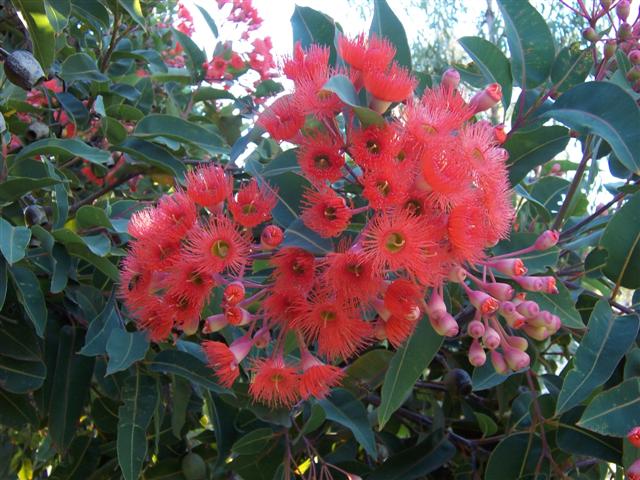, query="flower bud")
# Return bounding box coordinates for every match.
[483,327,501,350]
[447,266,467,283]
[582,27,600,43]
[467,320,485,338]
[523,324,550,341]
[260,225,283,250]
[493,123,507,144]
[441,67,460,90]
[507,335,528,351]
[515,275,545,292]
[490,258,527,276]
[3,50,45,90]
[470,83,502,113]
[504,311,526,329]
[426,289,447,318]
[253,329,271,349]
[604,40,617,58]
[229,335,254,363]
[627,426,640,448]
[516,300,540,318]
[490,350,508,374]
[534,229,559,250]
[468,339,487,366]
[225,306,251,326]
[223,281,245,306]
[628,458,640,480]
[600,0,612,9]
[619,22,632,41]
[430,312,459,337]
[467,289,500,315]
[483,282,515,301]
[616,0,630,21]
[627,66,640,83]
[504,346,530,371]
[629,50,640,65]
[203,313,227,333]
[541,276,558,294]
